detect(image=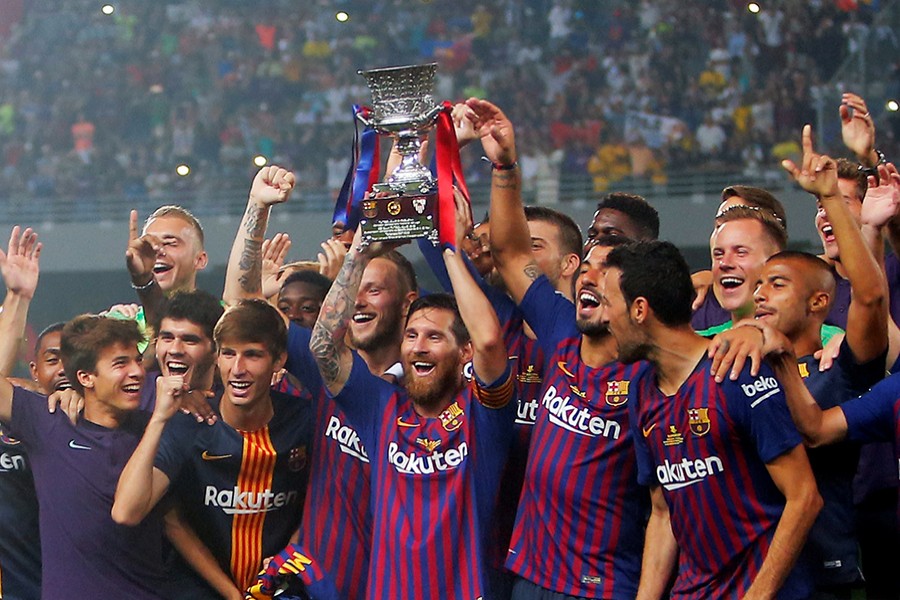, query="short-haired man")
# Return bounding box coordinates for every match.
[276,270,331,329]
[224,166,419,600]
[600,240,821,599]
[585,191,660,250]
[113,300,314,598]
[467,97,648,599]
[310,218,516,599]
